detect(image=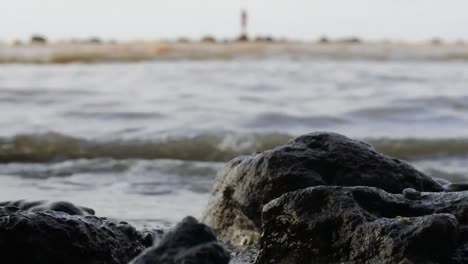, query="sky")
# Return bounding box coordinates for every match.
[1,0,467,41]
